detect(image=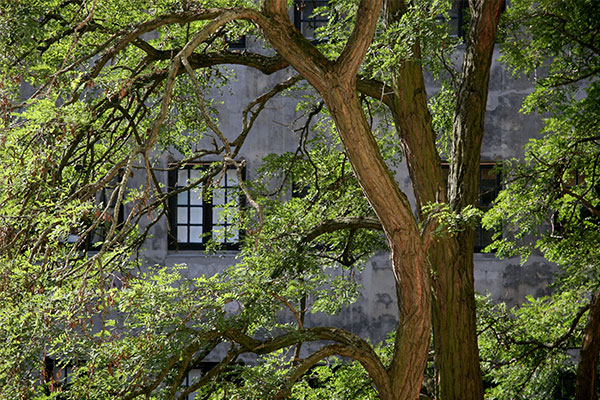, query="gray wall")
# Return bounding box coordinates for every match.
[139,45,555,348]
